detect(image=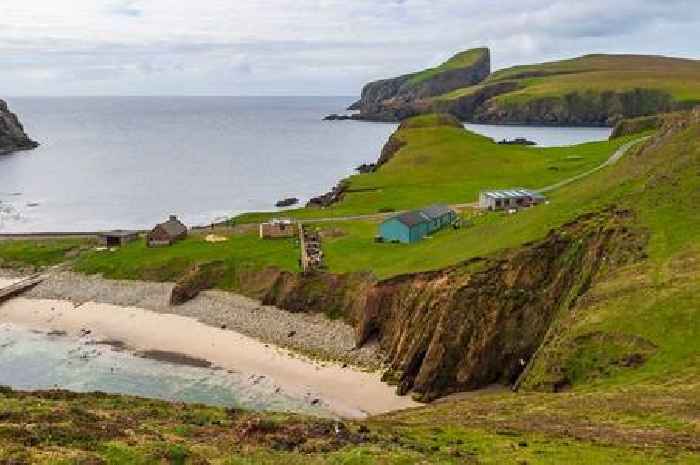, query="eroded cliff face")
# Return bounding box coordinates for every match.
[473,88,677,126]
[255,209,647,401]
[0,100,38,155]
[350,48,491,122]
